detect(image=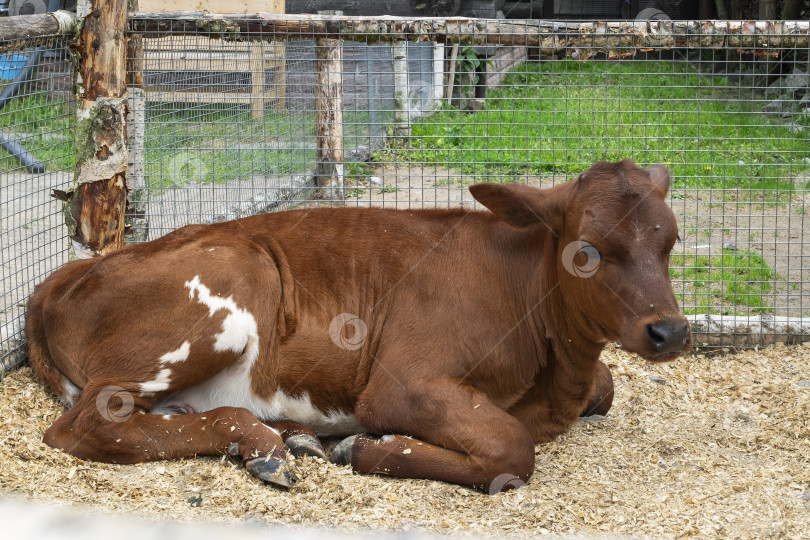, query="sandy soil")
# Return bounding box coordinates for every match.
[1,343,808,538]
